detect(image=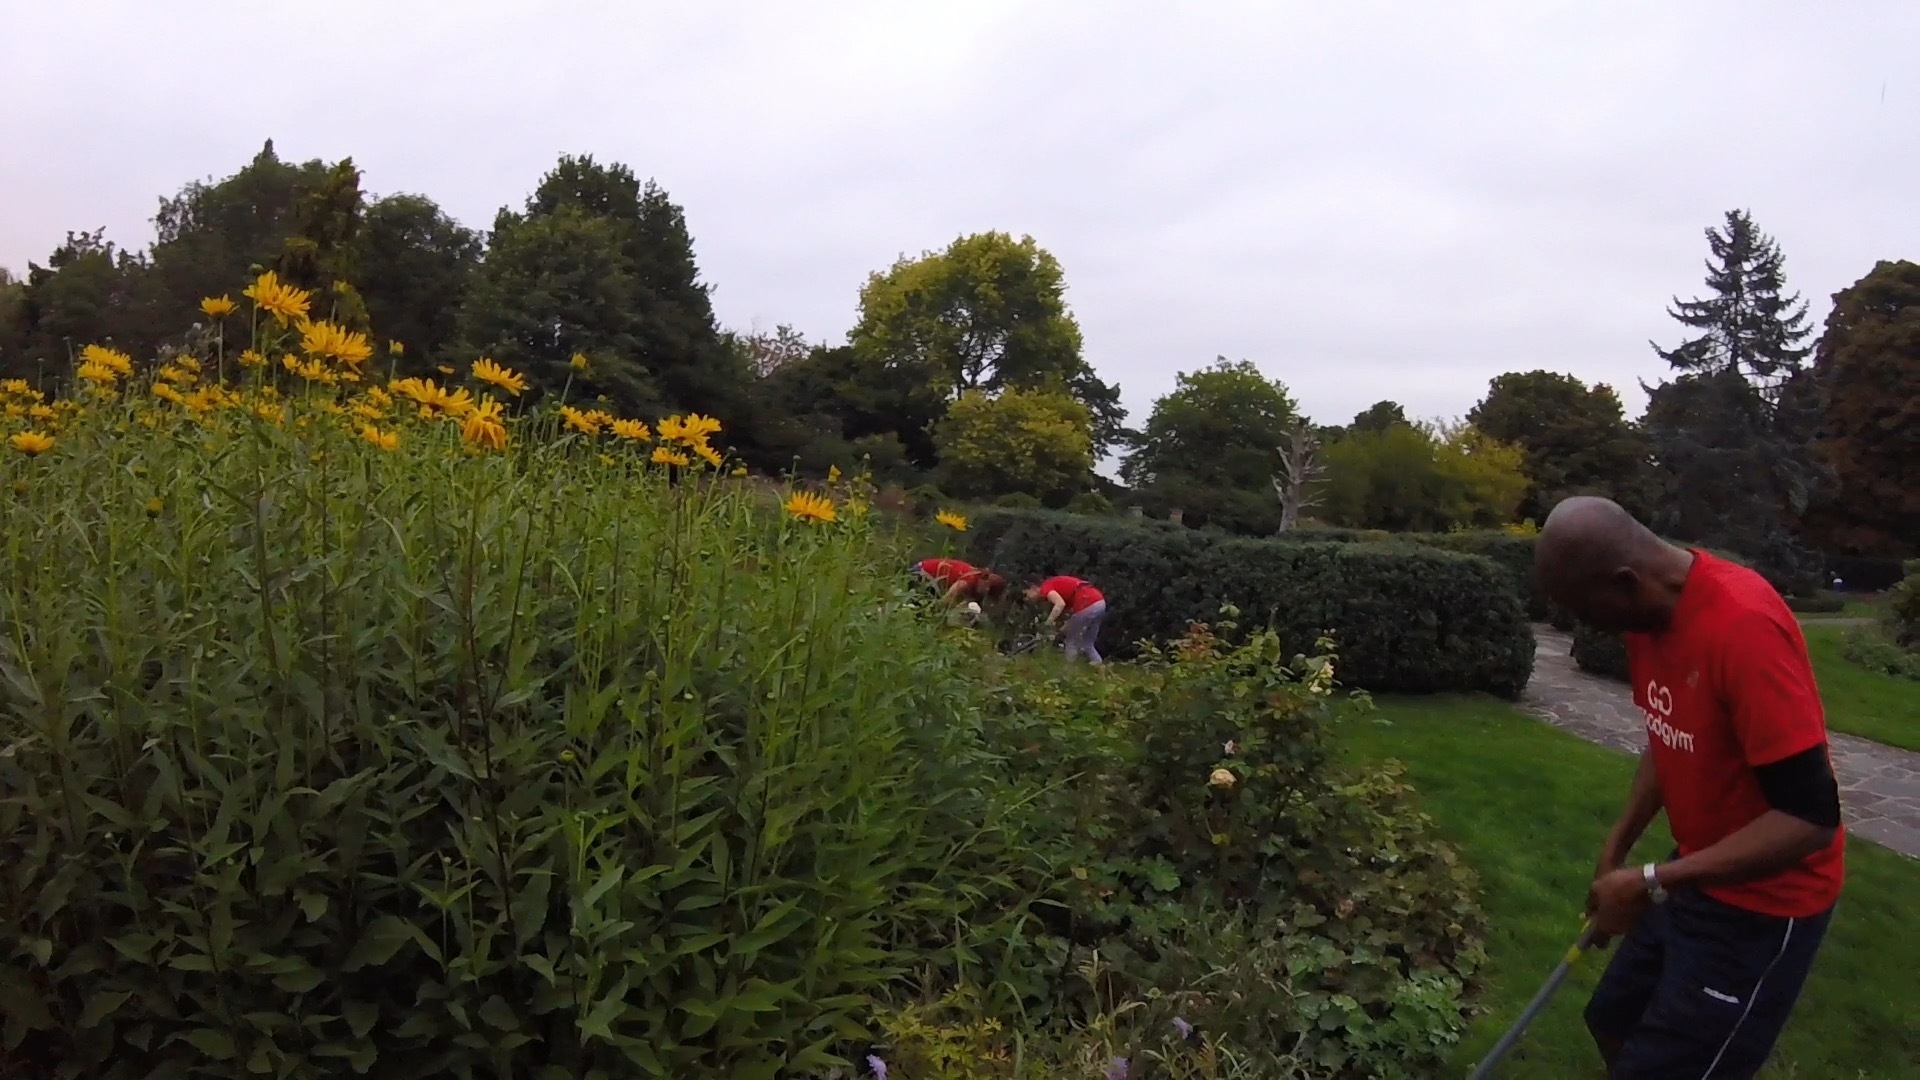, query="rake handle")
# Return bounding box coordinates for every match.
[1465,922,1601,1080]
